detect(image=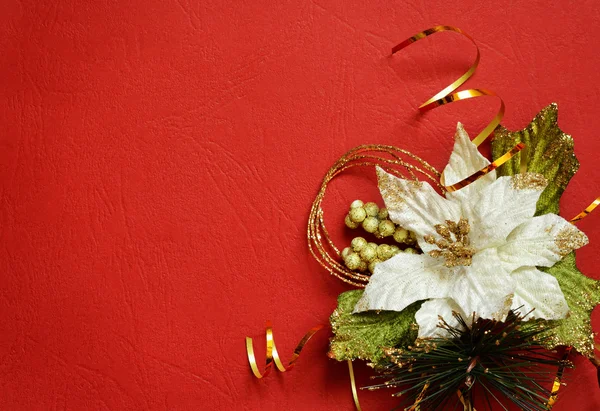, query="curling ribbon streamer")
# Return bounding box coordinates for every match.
[347,360,362,411]
[395,26,600,217]
[245,321,323,379]
[392,25,518,193]
[391,25,503,147]
[445,142,525,192]
[547,346,573,409]
[570,197,600,223]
